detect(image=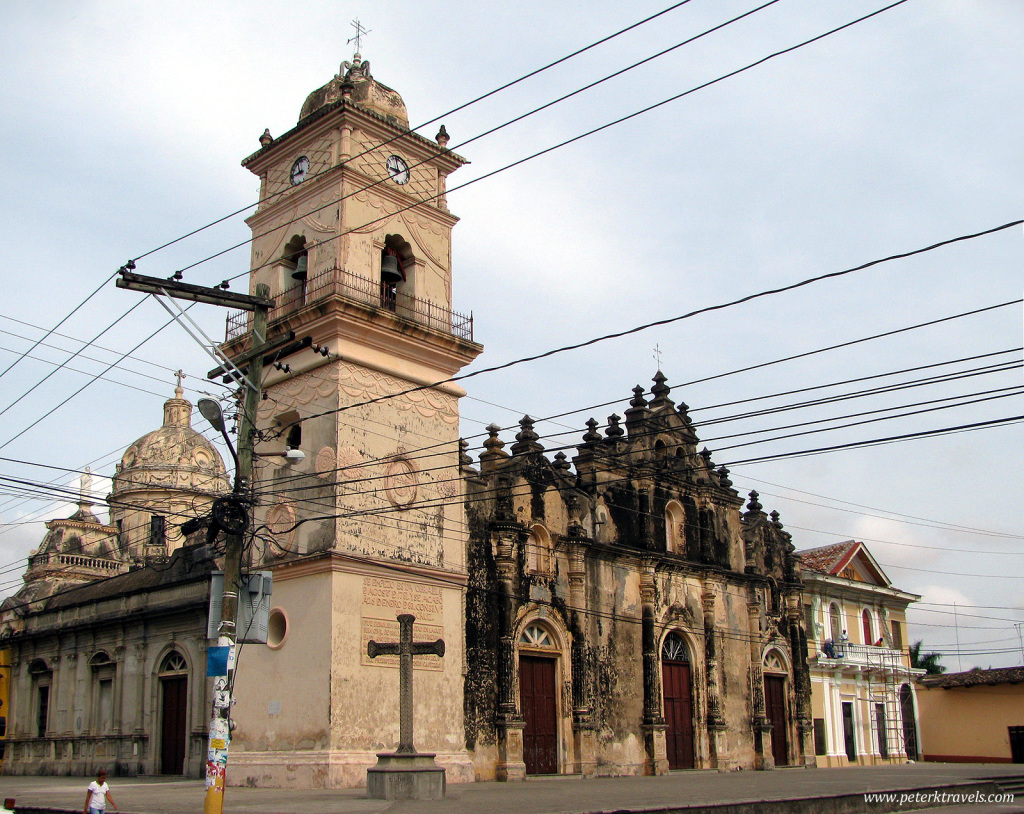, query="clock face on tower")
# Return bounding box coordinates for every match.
[386,154,410,185]
[290,156,310,186]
